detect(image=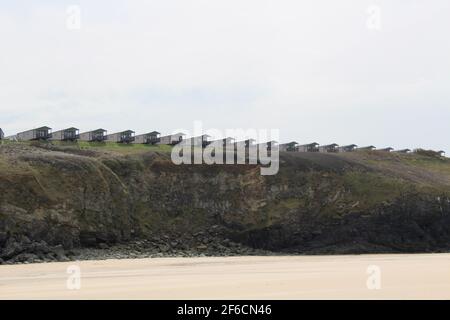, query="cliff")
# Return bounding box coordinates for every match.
[1,142,450,263]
